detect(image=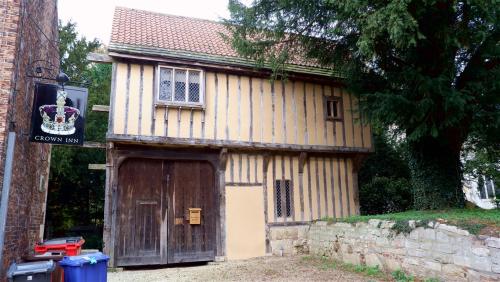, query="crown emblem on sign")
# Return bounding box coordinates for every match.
[39,89,80,135]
